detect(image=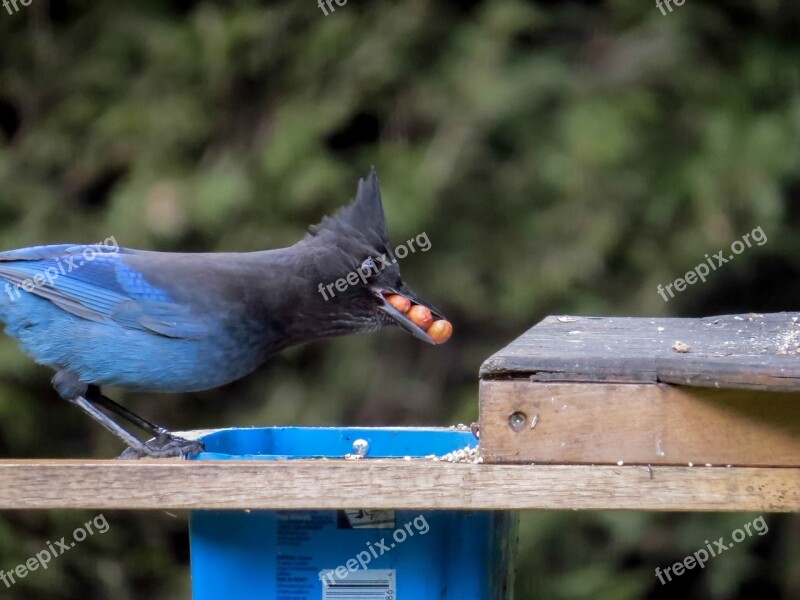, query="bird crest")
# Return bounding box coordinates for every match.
[306,168,390,253]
